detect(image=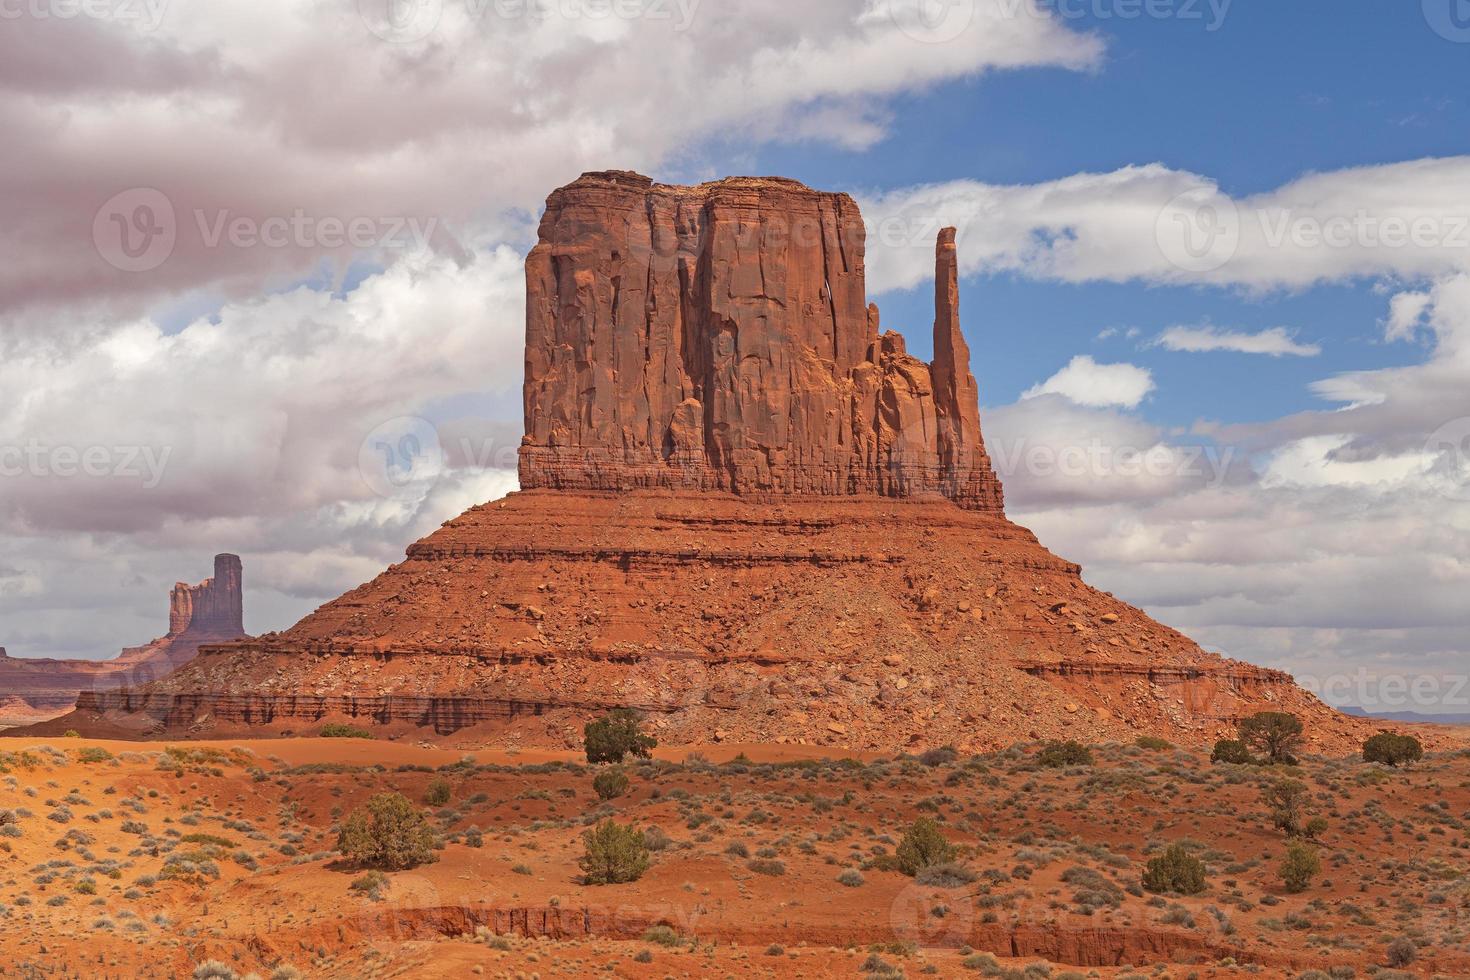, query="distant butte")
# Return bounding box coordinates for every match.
[62,173,1372,752]
[0,555,245,728]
